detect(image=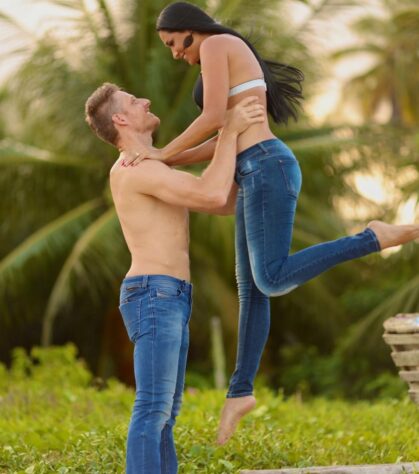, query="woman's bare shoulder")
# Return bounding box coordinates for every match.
[201,33,244,49]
